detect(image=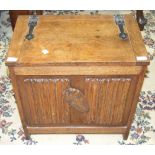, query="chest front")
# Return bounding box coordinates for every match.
[6,15,149,140]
